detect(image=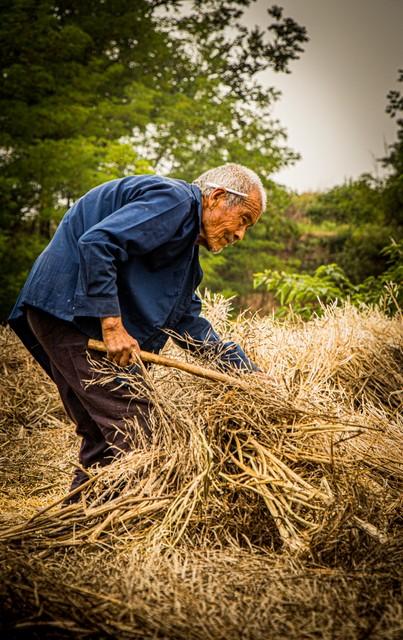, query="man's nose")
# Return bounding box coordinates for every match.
[234,227,246,242]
